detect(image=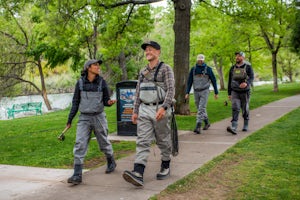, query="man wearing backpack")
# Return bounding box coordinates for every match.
[185,54,219,134]
[227,52,254,135]
[66,59,117,185]
[122,41,175,187]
